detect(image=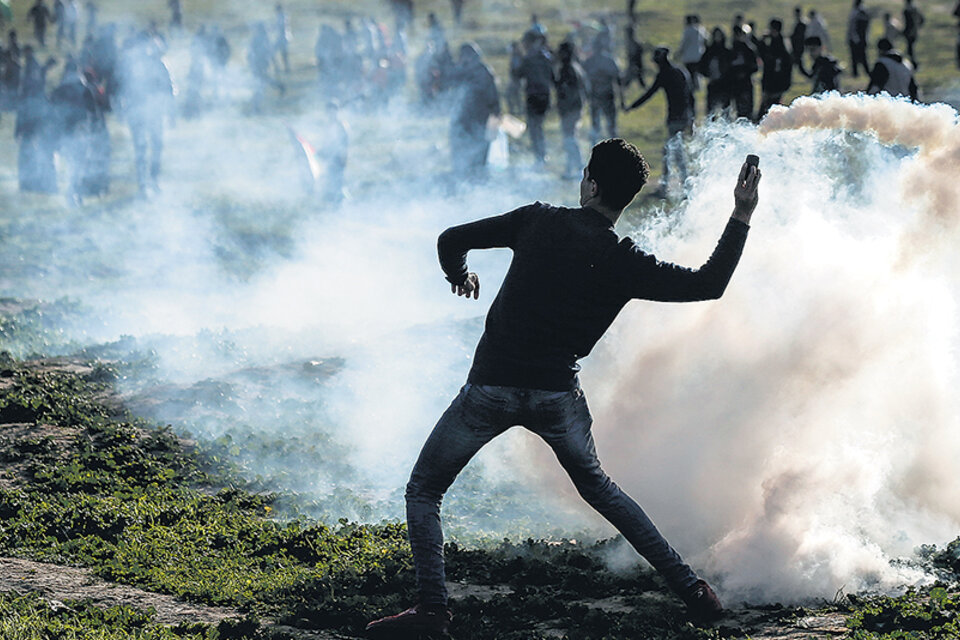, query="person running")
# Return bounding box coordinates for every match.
[866,37,918,100]
[846,0,871,78]
[626,47,694,195]
[902,0,924,68]
[752,18,793,120]
[365,137,761,639]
